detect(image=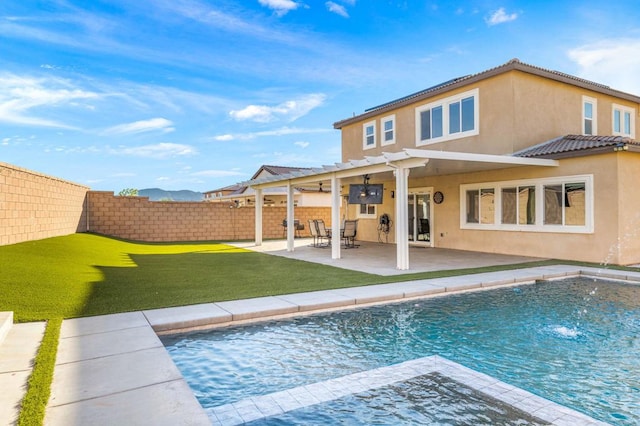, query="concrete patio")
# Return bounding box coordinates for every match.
[230,238,547,276]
